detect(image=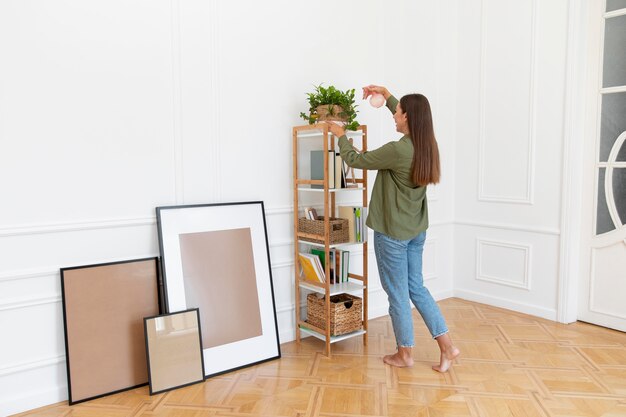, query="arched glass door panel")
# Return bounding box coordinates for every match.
[600,93,626,162]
